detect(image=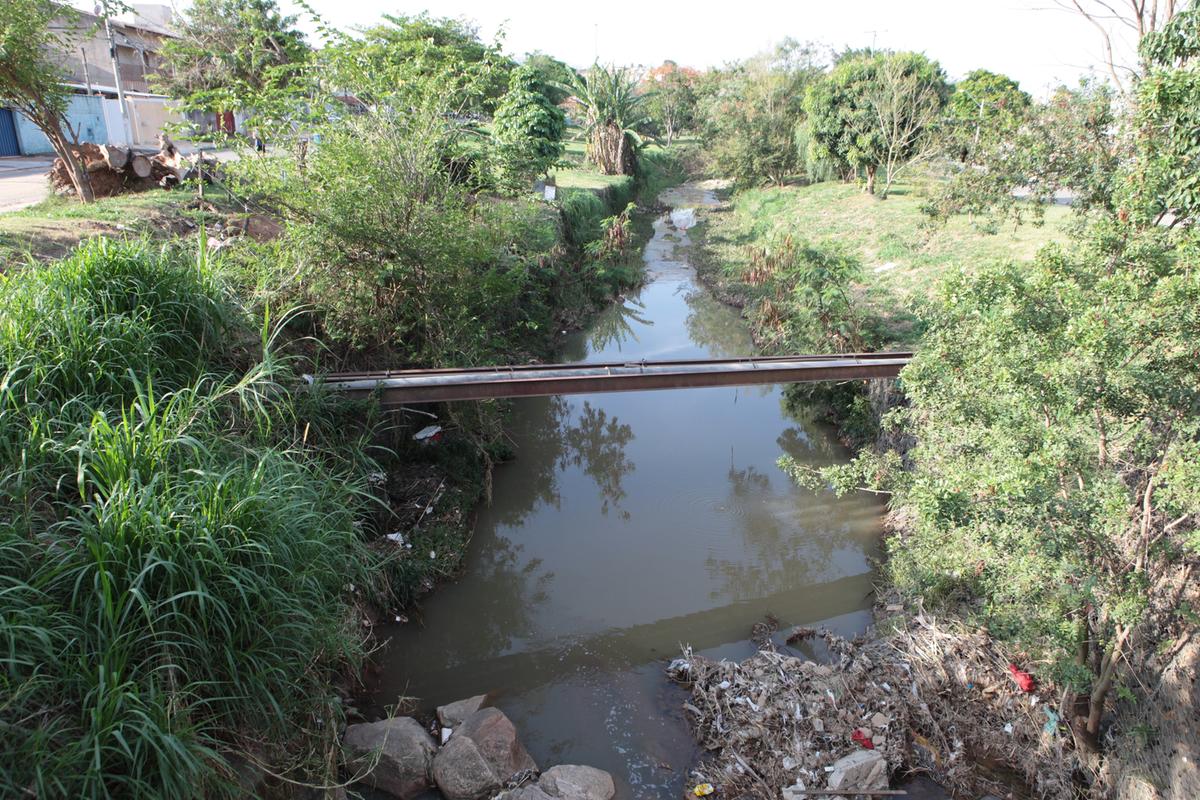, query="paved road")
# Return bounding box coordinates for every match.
[0,157,57,213]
